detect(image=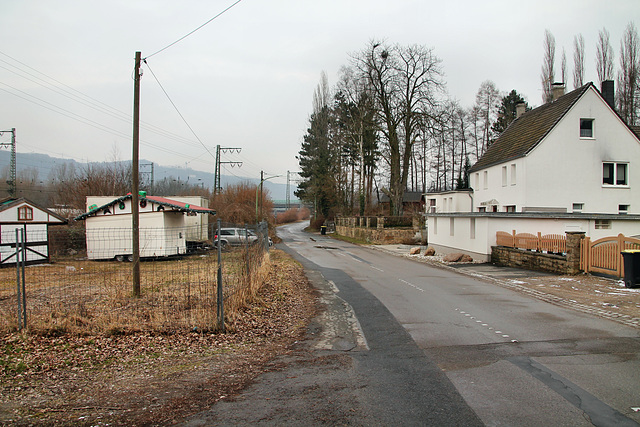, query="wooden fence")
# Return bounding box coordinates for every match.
[496,230,567,254]
[580,233,640,277]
